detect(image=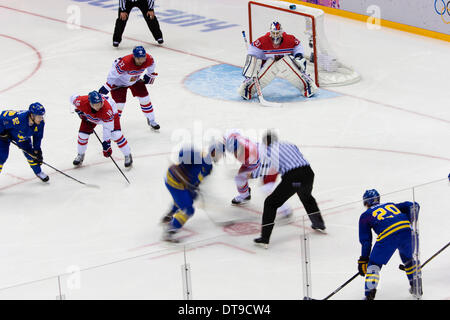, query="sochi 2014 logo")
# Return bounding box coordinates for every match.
[434,0,450,24]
